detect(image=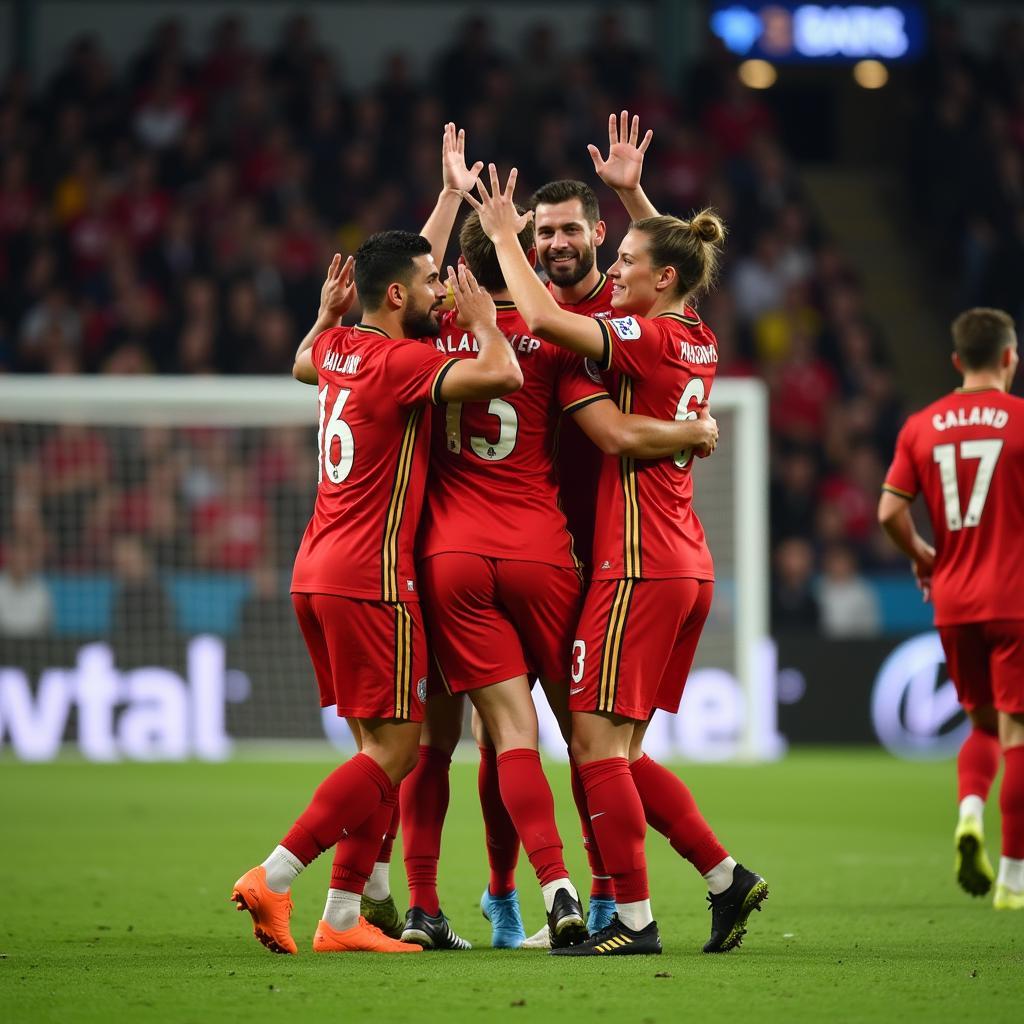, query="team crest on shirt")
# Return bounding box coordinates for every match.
[584,358,603,383]
[417,678,427,703]
[609,317,641,341]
